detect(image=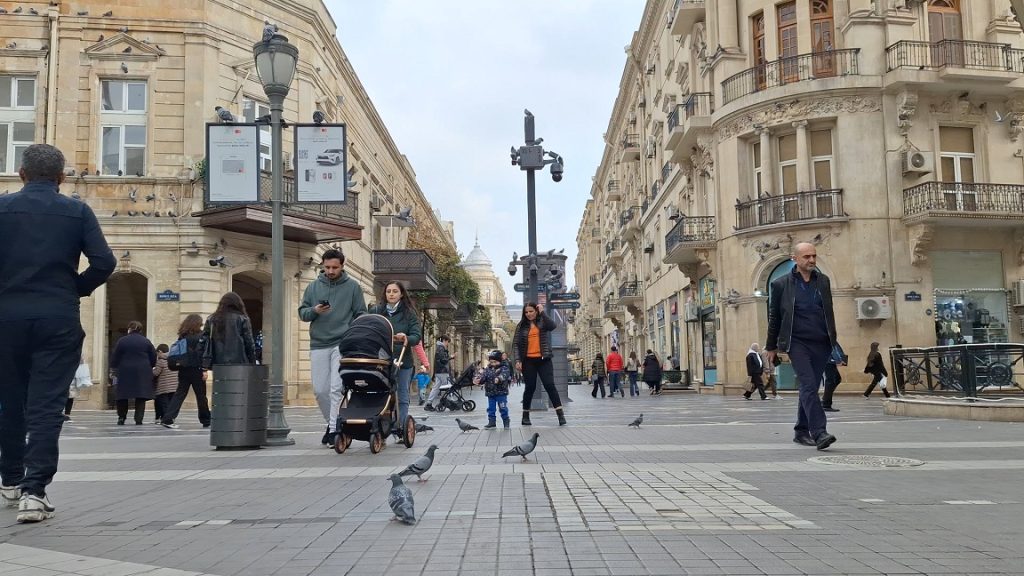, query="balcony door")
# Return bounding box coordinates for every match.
[753,13,767,90]
[939,126,976,211]
[777,2,799,84]
[928,0,963,68]
[810,0,836,77]
[778,133,800,221]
